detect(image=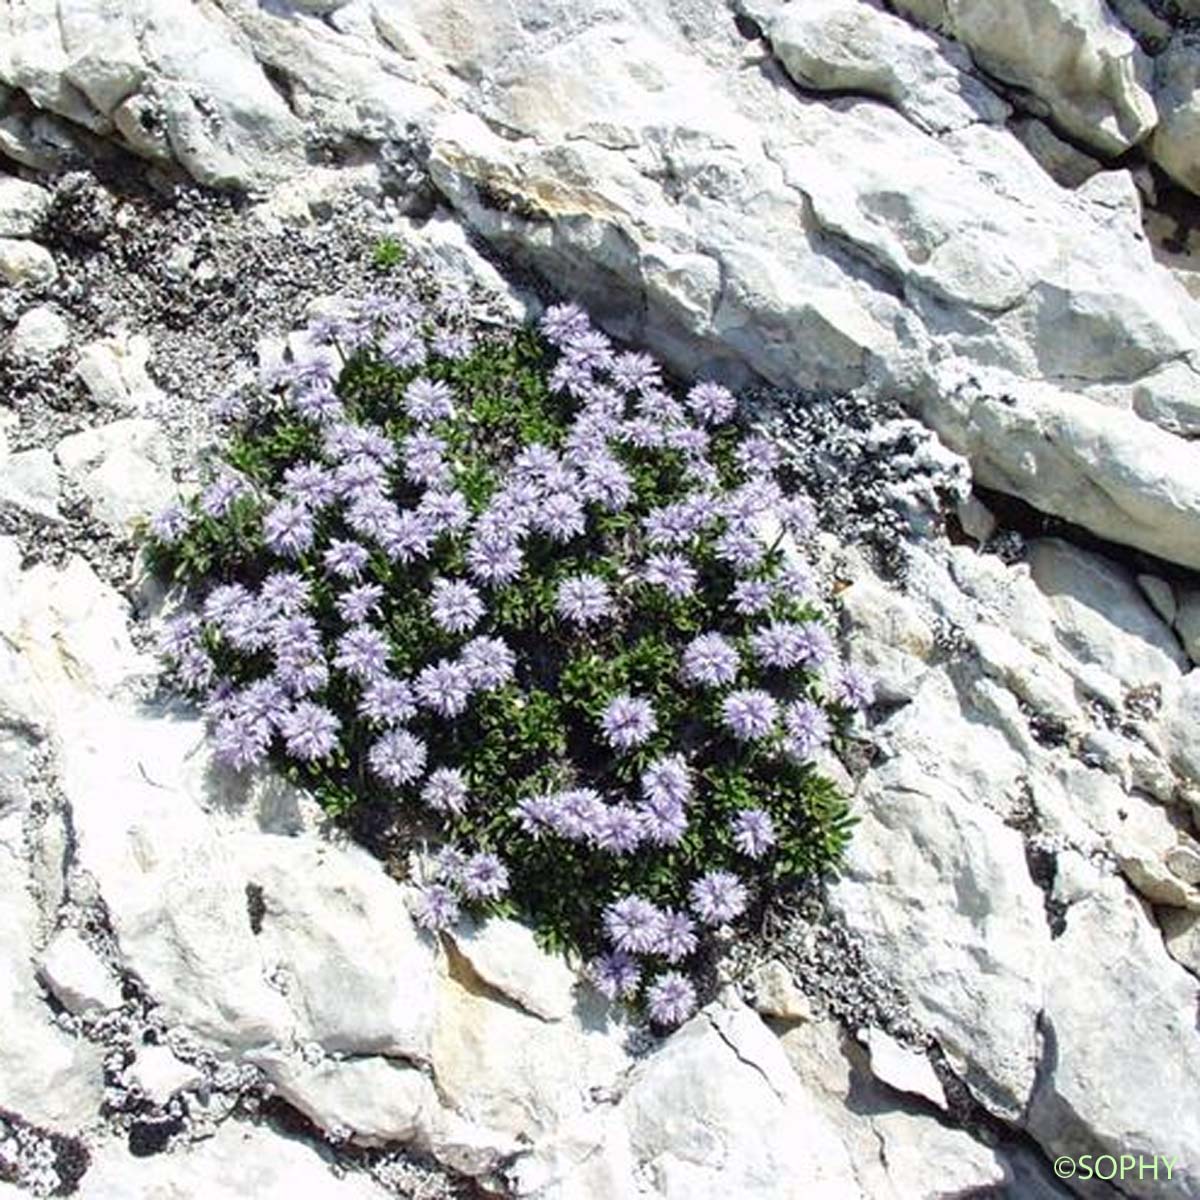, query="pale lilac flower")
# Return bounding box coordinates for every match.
[795,622,836,667]
[415,660,472,718]
[533,493,585,542]
[591,804,643,853]
[261,572,310,615]
[577,453,633,510]
[419,490,471,535]
[324,539,370,581]
[776,561,816,601]
[721,689,779,741]
[359,676,417,726]
[335,455,388,502]
[668,426,710,457]
[461,852,509,900]
[203,582,251,628]
[413,884,460,932]
[291,381,344,424]
[680,633,740,688]
[421,767,470,815]
[336,583,384,625]
[381,511,434,563]
[732,579,774,616]
[283,463,338,509]
[403,432,450,487]
[603,896,664,954]
[564,328,613,372]
[725,479,783,523]
[732,809,776,858]
[641,553,698,599]
[751,622,807,670]
[641,755,692,808]
[647,972,697,1026]
[779,495,817,540]
[430,578,485,635]
[689,870,748,924]
[736,435,781,475]
[263,500,315,558]
[334,624,390,682]
[835,664,875,710]
[369,729,427,786]
[467,533,524,586]
[151,503,190,544]
[380,325,426,369]
[224,597,275,653]
[549,788,605,841]
[715,527,764,572]
[652,911,698,963]
[460,636,516,690]
[782,700,832,759]
[208,389,249,422]
[280,701,340,761]
[404,377,456,424]
[434,845,468,883]
[549,356,596,399]
[540,302,591,346]
[687,380,737,426]
[275,655,329,698]
[556,575,615,626]
[600,695,658,751]
[176,646,215,691]
[431,328,474,359]
[611,351,662,395]
[637,798,687,846]
[589,951,641,1001]
[158,613,204,661]
[621,416,667,450]
[235,679,289,728]
[514,793,559,839]
[513,444,560,481]
[200,474,247,519]
[213,713,272,771]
